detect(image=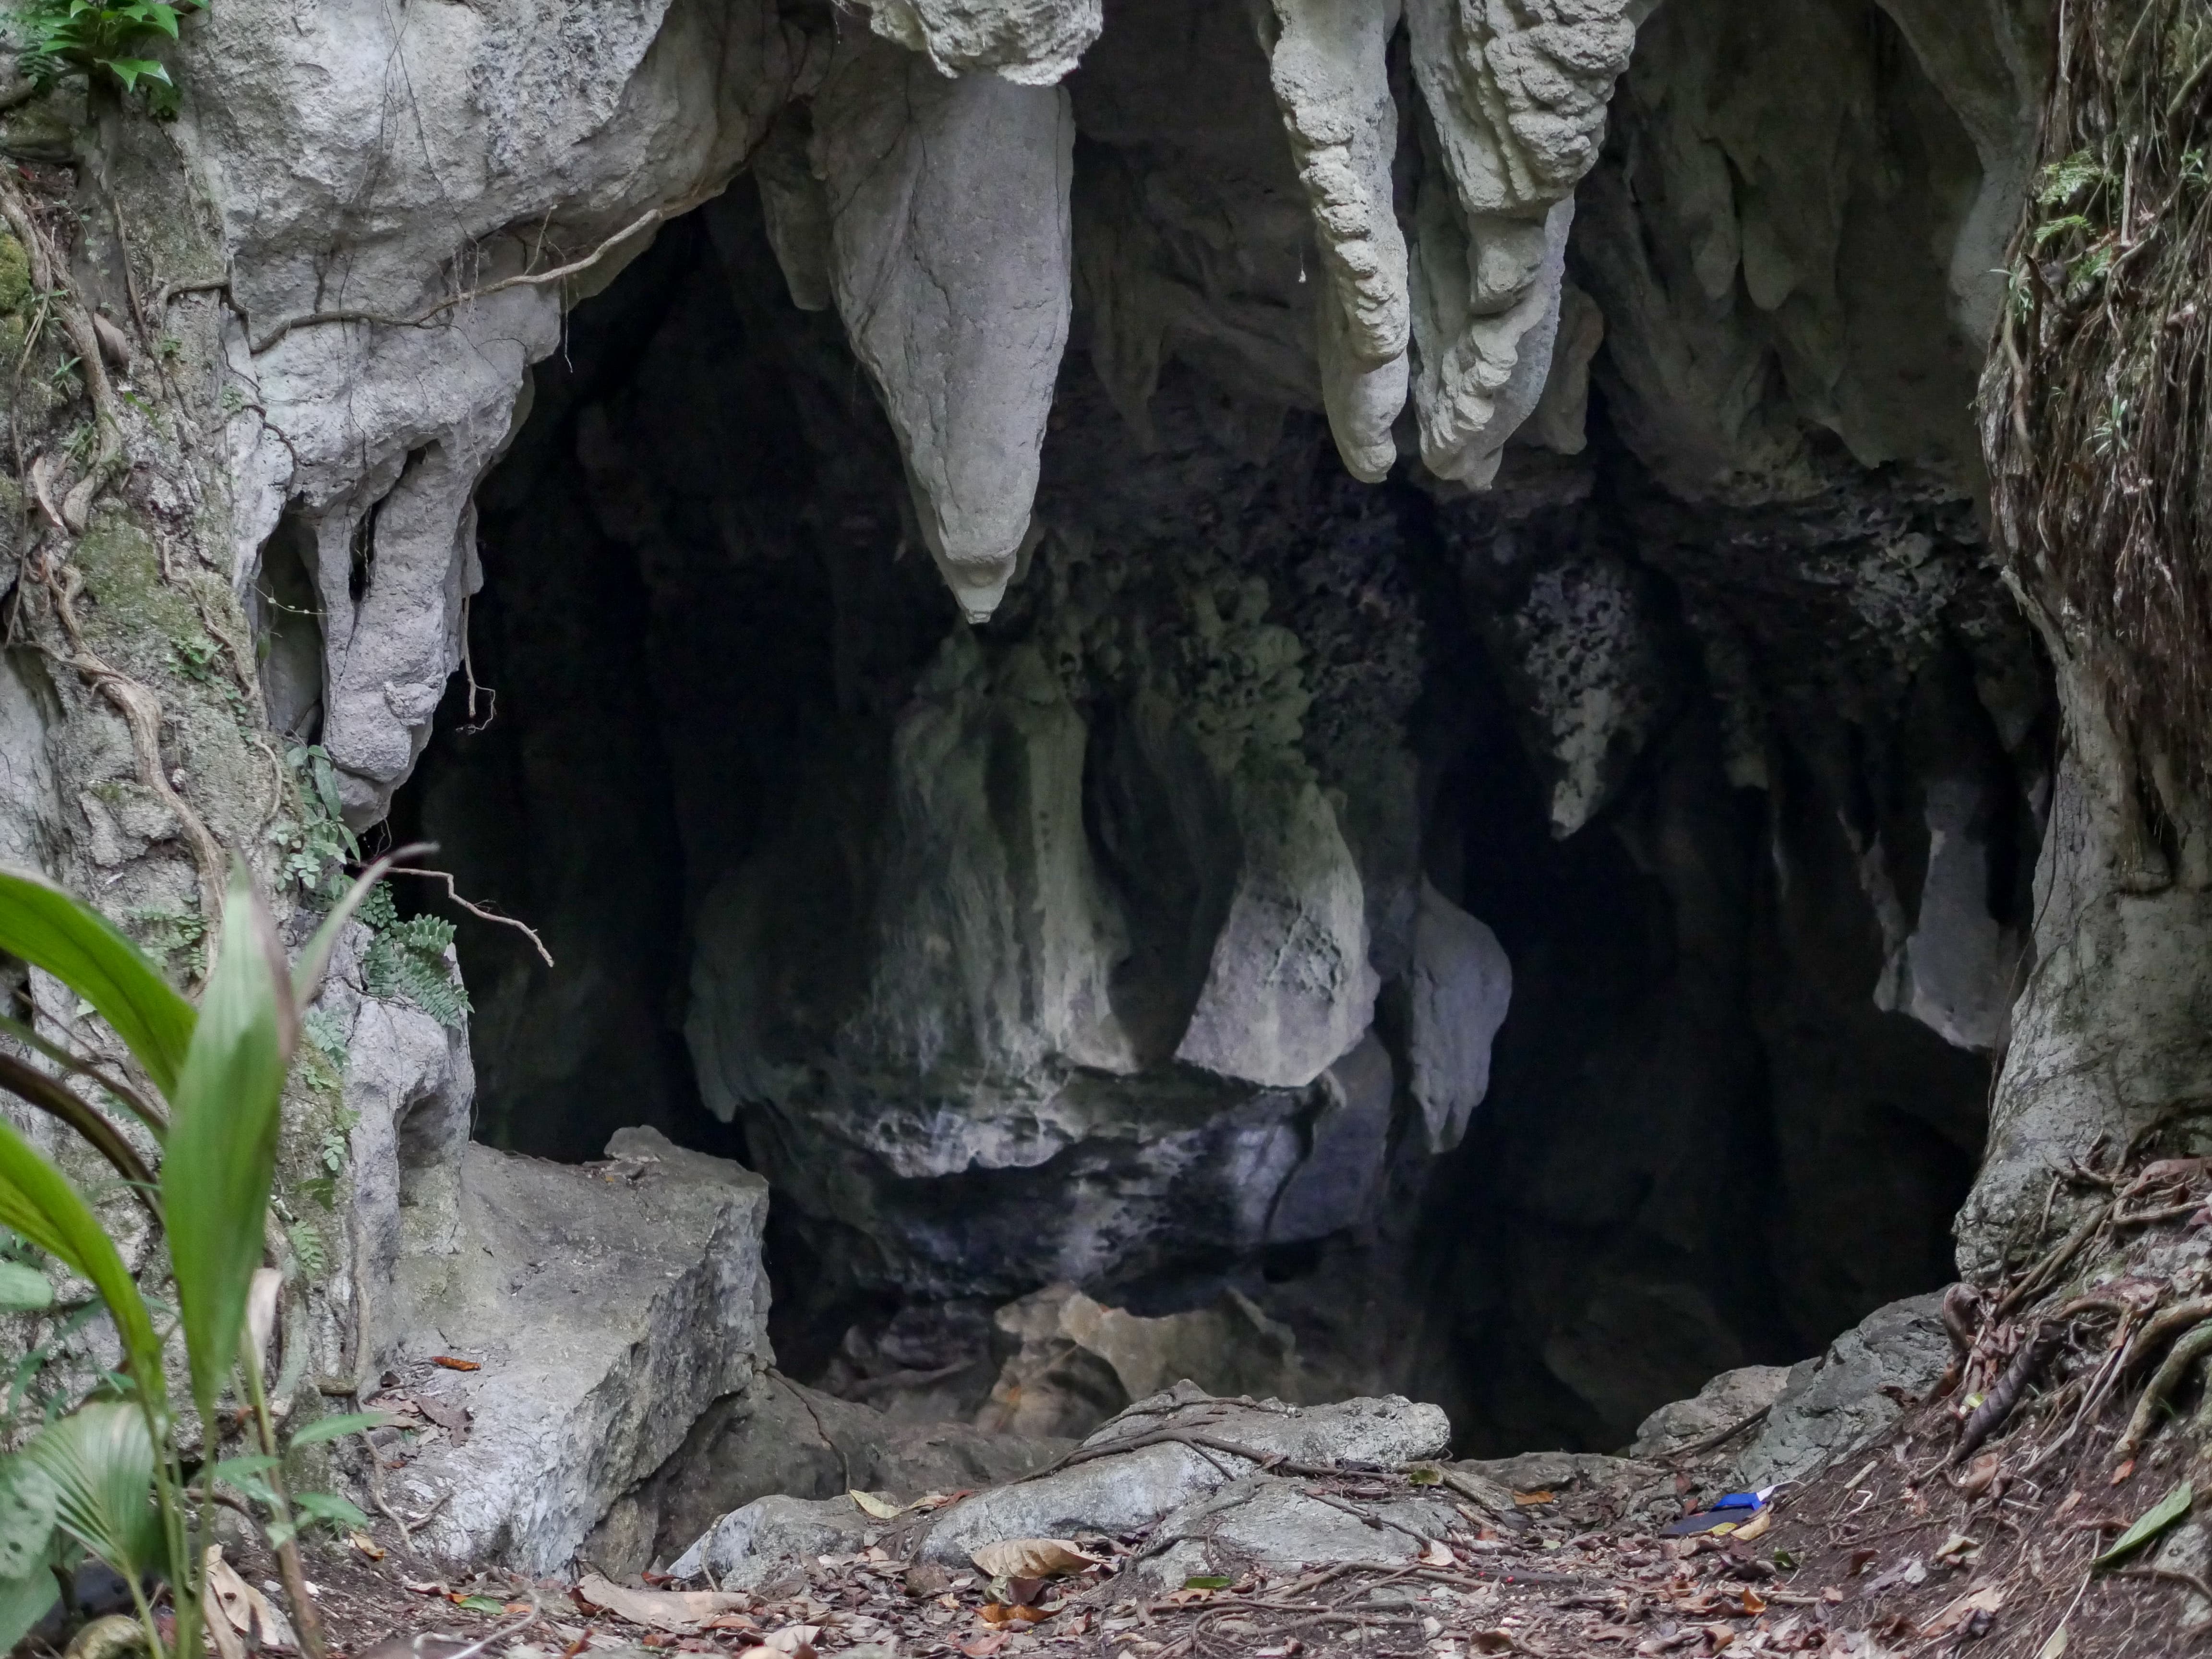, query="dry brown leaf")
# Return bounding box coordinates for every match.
[205,1545,298,1652]
[347,1531,386,1562]
[1956,1452,2003,1500]
[762,1627,819,1655]
[969,1538,1099,1578]
[1512,1490,1554,1506]
[431,1355,481,1371]
[849,1489,902,1519]
[979,1603,1053,1626]
[1731,1510,1772,1543]
[1420,1539,1456,1567]
[574,1572,750,1632]
[960,1635,1008,1659]
[1922,1583,2006,1641]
